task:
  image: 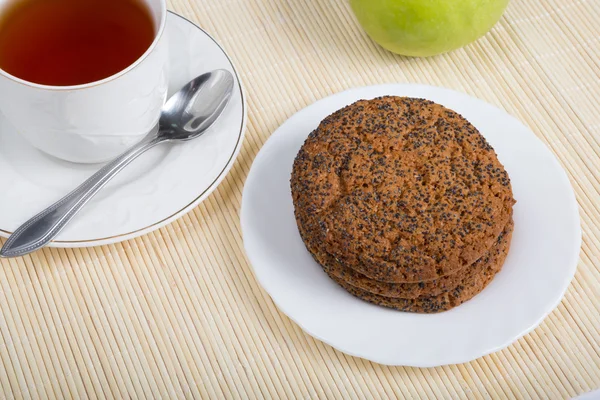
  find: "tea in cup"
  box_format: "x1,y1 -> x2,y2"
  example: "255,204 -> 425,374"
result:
0,0 -> 168,163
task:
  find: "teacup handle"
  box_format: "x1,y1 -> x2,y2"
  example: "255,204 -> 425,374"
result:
0,131 -> 165,258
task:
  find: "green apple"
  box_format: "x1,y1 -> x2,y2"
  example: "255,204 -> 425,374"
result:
350,0 -> 509,57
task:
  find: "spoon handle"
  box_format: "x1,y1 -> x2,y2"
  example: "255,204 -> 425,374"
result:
0,133 -> 164,258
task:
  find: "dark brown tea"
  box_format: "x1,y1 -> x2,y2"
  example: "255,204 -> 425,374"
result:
0,0 -> 155,86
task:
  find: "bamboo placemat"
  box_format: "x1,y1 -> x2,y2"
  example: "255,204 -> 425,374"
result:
1,0 -> 599,398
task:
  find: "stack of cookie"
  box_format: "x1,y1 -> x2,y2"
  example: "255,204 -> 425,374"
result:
291,96 -> 515,313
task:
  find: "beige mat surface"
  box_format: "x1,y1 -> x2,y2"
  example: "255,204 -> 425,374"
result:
1,0 -> 599,398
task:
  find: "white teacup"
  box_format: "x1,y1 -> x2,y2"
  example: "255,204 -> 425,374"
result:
0,0 -> 168,164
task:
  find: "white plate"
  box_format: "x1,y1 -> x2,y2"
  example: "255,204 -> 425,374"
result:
241,84 -> 581,367
0,12 -> 246,247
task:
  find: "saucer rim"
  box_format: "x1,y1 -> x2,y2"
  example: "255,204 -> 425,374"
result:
0,11 -> 247,248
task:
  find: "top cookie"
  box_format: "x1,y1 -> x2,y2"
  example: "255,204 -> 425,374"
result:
291,96 -> 515,282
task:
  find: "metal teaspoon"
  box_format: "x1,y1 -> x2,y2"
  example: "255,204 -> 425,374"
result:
0,69 -> 234,258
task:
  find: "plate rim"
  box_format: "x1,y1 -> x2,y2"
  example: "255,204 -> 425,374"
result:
0,11 -> 247,248
241,83 -> 582,367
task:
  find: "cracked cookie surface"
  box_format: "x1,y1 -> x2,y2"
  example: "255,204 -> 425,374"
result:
291,96 -> 515,283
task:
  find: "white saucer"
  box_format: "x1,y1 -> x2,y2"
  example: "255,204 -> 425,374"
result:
241,84 -> 581,367
0,12 -> 246,247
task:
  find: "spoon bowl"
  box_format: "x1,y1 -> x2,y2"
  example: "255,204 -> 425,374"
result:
159,69 -> 234,141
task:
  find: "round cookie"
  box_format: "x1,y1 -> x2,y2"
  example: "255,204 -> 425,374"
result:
325,226 -> 513,313
319,219 -> 513,299
291,96 -> 515,283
